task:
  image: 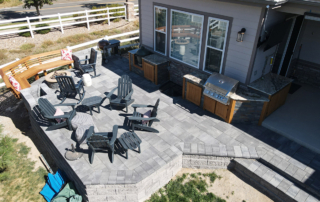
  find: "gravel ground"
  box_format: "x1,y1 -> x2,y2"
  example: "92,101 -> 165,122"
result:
0,18 -> 134,49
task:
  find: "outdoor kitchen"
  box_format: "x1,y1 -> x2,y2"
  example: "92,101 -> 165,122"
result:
128,45 -> 293,125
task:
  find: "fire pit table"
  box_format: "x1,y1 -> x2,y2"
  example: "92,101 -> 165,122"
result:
45,71 -> 71,89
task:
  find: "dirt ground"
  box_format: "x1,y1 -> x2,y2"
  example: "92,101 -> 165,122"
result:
0,90 -> 58,172
174,168 -> 274,202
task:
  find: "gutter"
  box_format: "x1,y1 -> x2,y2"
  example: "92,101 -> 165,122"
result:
236,0 -> 288,6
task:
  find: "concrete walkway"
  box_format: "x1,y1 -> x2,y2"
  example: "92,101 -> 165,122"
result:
263,84 -> 320,154
20,50 -> 320,201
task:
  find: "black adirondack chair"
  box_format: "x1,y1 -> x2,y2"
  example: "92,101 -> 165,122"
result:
86,125 -> 118,163
105,75 -> 134,113
56,76 -> 85,104
129,99 -> 160,133
38,98 -> 77,131
72,48 -> 100,78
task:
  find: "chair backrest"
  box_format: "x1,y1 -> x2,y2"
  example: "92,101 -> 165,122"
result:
72,55 -> 80,71
38,98 -> 56,118
87,134 -> 110,149
89,48 -> 97,66
149,98 -> 160,126
56,76 -> 77,94
117,75 -> 132,99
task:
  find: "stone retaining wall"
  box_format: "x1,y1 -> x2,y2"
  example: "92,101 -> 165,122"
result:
86,155 -> 182,202
183,155 -> 234,169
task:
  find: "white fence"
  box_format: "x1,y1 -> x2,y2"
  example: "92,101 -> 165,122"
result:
0,4 -> 139,38
0,30 -> 140,88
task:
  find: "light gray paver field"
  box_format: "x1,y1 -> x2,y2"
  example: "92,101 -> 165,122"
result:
20,48 -> 320,202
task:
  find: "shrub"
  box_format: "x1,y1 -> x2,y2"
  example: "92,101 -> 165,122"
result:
91,4 -> 125,23
18,26 -> 31,37
20,43 -> 35,51
35,23 -> 50,34
73,13 -> 86,26
113,18 -> 120,23
41,40 -> 54,49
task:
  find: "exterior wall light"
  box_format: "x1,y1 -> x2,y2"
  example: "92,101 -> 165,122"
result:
236,28 -> 246,42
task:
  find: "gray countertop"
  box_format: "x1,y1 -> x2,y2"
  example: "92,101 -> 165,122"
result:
142,54 -> 169,65
128,49 -> 139,55
248,73 -> 293,96
183,72 -> 209,86
230,88 -> 269,102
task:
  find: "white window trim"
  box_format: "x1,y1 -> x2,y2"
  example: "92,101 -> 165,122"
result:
203,17 -> 229,74
169,9 -> 204,69
154,6 -> 167,56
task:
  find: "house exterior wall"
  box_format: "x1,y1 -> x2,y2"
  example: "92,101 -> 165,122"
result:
140,0 -> 263,83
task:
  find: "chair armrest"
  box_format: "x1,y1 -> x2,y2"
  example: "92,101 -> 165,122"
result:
46,114 -> 71,119
128,117 -> 159,122
124,89 -> 134,101
105,87 -> 118,99
75,79 -> 84,89
85,126 -> 95,140
54,103 -> 77,110
109,125 -> 118,145
79,59 -> 90,61
132,104 -> 154,109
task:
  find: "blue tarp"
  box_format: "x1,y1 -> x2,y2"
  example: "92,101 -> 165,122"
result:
40,169 -> 67,202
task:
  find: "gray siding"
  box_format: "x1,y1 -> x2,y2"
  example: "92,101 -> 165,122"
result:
140,0 -> 262,83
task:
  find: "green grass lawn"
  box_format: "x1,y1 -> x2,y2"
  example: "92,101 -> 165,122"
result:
147,172 -> 226,202
0,125 -> 48,202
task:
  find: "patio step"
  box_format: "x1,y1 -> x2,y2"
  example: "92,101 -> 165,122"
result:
233,158 -> 319,202
259,157 -> 320,200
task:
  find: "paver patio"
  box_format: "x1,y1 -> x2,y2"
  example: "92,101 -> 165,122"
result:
20,48 -> 320,202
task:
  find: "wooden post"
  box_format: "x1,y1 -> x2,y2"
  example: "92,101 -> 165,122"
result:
129,52 -> 131,71
155,65 -> 158,85
85,10 -> 90,30
226,99 -> 236,123
58,13 -> 64,34
107,8 -> 110,25
182,77 -> 185,99
26,17 -> 34,38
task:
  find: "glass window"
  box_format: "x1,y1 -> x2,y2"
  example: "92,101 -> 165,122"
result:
204,18 -> 228,73
154,6 -> 167,55
170,10 -> 204,68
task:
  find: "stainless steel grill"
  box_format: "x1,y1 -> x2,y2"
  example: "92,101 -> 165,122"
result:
203,73 -> 239,105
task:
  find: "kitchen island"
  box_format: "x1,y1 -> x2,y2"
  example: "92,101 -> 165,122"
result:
248,73 -> 293,124
182,72 -> 269,124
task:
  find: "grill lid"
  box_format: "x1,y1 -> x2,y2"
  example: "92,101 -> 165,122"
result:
204,73 -> 239,95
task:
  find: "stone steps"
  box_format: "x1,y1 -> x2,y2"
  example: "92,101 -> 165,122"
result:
259,157 -> 320,200
234,158 -> 319,202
